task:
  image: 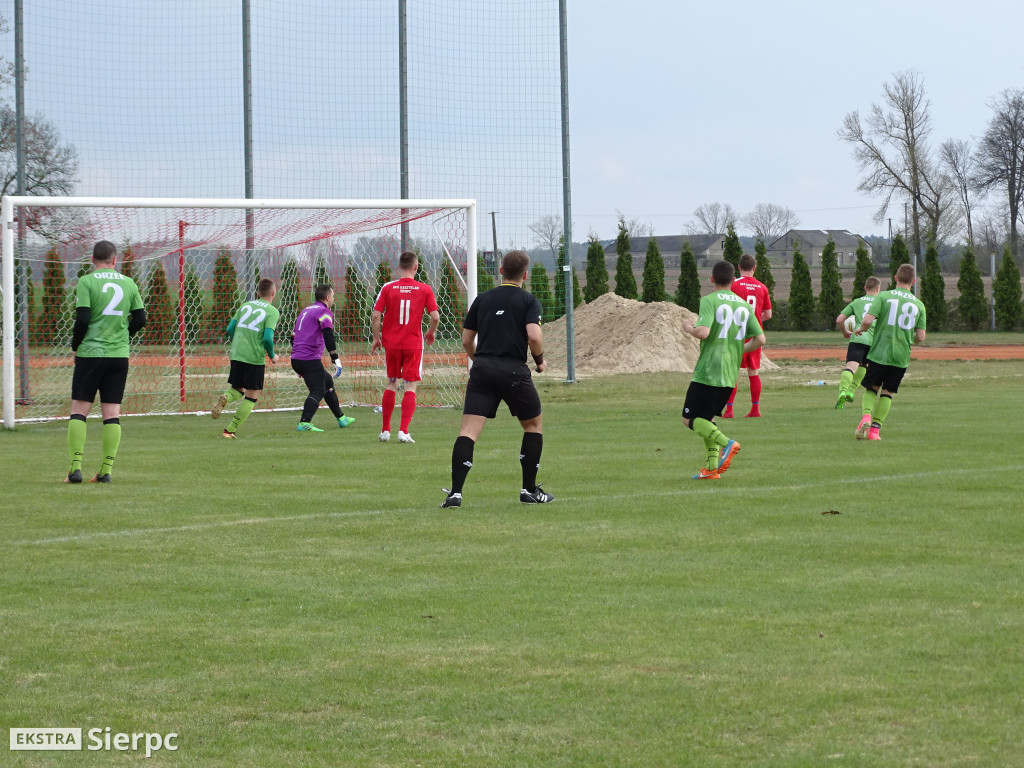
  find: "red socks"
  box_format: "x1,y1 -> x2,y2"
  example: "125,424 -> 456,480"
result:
381,389 -> 396,431
400,391 -> 417,432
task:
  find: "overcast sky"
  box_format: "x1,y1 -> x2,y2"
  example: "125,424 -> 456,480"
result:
568,0 -> 1024,240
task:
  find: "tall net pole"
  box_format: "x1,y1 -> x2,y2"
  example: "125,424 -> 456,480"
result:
559,0 -> 575,383
242,0 -> 255,298
398,0 -> 410,251
14,0 -> 30,403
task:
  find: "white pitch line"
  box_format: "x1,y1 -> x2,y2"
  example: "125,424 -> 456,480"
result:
8,464 -> 1021,548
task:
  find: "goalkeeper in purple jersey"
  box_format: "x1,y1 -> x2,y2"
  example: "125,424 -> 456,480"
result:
289,284 -> 355,433
681,260 -> 765,480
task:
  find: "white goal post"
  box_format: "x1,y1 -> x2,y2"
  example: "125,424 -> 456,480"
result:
2,196 -> 477,429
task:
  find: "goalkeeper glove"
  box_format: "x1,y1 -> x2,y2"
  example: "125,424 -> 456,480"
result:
333,361 -> 343,378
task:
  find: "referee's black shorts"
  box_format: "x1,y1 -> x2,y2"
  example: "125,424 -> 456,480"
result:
463,358 -> 542,421
861,360 -> 907,394
682,380 -> 732,424
228,359 -> 266,392
71,356 -> 130,404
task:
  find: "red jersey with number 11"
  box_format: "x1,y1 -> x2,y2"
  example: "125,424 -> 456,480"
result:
730,275 -> 771,326
373,278 -> 439,349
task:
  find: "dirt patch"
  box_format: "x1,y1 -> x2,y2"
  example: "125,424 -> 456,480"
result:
769,345 -> 1024,361
543,293 -> 776,376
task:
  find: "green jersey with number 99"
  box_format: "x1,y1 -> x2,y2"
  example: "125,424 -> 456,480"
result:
866,288 -> 926,368
75,269 -> 144,358
692,290 -> 763,388
229,298 -> 280,365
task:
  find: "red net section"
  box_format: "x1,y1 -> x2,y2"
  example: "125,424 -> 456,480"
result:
4,203 -> 470,423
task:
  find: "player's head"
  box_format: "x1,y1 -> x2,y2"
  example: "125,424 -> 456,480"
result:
738,254 -> 756,274
500,250 -> 530,282
257,278 -> 276,299
894,264 -> 915,286
398,250 -> 418,273
314,283 -> 334,305
93,240 -> 117,266
864,275 -> 881,294
711,260 -> 735,288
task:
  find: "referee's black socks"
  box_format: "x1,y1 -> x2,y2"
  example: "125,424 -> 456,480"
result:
451,436 -> 475,493
520,432 -> 543,492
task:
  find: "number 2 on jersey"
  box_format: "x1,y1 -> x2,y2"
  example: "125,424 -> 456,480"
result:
101,282 -> 125,316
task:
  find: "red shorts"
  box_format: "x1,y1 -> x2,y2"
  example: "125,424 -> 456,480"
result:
385,348 -> 424,382
740,346 -> 762,370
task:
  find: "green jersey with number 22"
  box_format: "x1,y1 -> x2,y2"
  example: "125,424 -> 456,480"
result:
866,288 -> 926,369
229,298 -> 280,365
75,269 -> 144,358
692,290 -> 763,389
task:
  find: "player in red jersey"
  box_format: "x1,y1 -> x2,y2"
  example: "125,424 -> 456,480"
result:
371,250 -> 440,443
723,254 -> 772,418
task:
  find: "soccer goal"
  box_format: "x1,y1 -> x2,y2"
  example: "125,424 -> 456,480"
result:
1,196 -> 477,428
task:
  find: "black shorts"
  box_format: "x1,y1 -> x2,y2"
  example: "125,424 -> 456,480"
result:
291,357 -> 333,399
682,381 -> 733,423
861,360 -> 907,394
463,358 -> 542,421
845,342 -> 871,366
71,356 -> 130,404
228,359 -> 266,392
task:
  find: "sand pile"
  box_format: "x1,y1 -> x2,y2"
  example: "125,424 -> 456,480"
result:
542,292 -> 776,376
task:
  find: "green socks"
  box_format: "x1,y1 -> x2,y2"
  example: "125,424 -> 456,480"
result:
703,437 -> 721,471
100,419 -> 121,477
861,388 -> 876,416
852,367 -> 866,389
228,397 -> 257,434
224,388 -> 244,405
693,418 -> 729,448
873,394 -> 892,425
67,415 -> 87,472
839,368 -> 854,394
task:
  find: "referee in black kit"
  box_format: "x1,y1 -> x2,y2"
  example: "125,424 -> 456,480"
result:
440,250 -> 555,508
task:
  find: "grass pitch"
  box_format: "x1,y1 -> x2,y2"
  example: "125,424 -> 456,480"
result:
2,359 -> 1023,767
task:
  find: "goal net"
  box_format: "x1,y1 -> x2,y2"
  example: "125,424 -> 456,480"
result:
1,197 -> 476,428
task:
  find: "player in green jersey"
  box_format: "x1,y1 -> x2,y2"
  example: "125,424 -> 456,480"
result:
681,261 -> 765,479
211,278 -> 281,438
833,276 -> 881,409
65,240 -> 146,484
854,264 -> 927,441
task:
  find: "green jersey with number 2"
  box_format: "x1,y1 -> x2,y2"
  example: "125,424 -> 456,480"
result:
229,298 -> 280,365
692,290 -> 763,388
75,269 -> 144,358
866,288 -> 926,368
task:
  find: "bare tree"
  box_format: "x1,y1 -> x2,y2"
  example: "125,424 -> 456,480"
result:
939,139 -> 976,246
529,214 -> 563,261
838,70 -> 947,256
974,212 -> 1009,264
687,202 -> 737,235
0,106 -> 79,197
614,209 -> 653,239
974,88 -> 1024,259
740,203 -> 799,242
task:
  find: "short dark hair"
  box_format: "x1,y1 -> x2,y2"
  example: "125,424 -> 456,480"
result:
501,250 -> 530,281
738,254 -> 756,272
257,278 -> 276,297
93,240 -> 117,264
711,260 -> 735,287
895,264 -> 915,284
864,276 -> 881,292
398,250 -> 417,271
314,283 -> 333,302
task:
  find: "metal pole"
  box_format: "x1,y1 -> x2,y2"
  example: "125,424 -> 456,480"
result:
990,253 -> 996,331
490,211 -> 500,279
2,196 -> 15,428
399,0 -> 409,250
242,0 -> 255,298
14,0 -> 30,404
558,0 -> 575,383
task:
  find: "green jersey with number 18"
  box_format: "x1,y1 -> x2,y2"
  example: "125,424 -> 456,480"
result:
865,288 -> 926,368
75,268 -> 144,358
229,298 -> 280,365
840,294 -> 878,347
691,290 -> 763,388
